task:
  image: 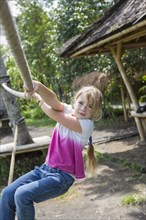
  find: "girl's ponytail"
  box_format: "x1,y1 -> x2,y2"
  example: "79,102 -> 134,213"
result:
87,136 -> 96,174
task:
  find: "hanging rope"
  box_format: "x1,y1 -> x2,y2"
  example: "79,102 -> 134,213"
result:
2,83 -> 26,98
0,0 -> 34,94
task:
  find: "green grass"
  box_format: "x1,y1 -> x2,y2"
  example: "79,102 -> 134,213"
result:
23,105 -> 56,128
25,117 -> 56,127
23,107 -> 135,130
94,151 -> 146,173
121,194 -> 146,206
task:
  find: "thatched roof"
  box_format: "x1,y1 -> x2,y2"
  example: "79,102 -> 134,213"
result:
58,0 -> 146,58
72,72 -> 108,93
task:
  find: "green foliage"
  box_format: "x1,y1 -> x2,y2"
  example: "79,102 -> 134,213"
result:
0,158 -> 10,186
53,0 -> 112,44
17,0 -> 56,87
121,194 -> 146,206
123,49 -> 146,79
22,102 -> 56,127
26,117 -> 56,127
139,75 -> 146,103
0,151 -> 46,188
122,49 -> 146,101
51,0 -> 113,96
97,152 -> 146,173
23,103 -> 45,119
6,56 -> 23,91
3,0 -> 146,118
0,45 -> 9,56
8,0 -> 115,105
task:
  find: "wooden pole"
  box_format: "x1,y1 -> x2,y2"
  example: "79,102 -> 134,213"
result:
8,124 -> 18,185
111,44 -> 145,141
120,85 -> 128,122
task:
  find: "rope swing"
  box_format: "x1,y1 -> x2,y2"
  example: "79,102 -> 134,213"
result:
0,0 -> 34,97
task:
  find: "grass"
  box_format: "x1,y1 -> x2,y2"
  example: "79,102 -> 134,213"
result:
0,151 -> 47,190
94,151 -> 146,173
24,111 -> 135,130
121,194 -> 146,206
125,174 -> 146,182
54,186 -> 79,201
25,117 -> 56,127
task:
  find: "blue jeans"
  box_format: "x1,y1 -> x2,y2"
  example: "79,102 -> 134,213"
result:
0,163 -> 75,220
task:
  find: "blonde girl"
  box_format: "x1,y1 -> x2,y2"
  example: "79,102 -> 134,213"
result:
0,81 -> 102,220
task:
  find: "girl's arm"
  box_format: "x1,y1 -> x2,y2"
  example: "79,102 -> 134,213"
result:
32,81 -> 64,111
34,93 -> 82,133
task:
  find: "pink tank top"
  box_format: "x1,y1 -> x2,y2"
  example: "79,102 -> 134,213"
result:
45,104 -> 93,179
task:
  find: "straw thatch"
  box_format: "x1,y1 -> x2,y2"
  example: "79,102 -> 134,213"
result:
59,0 -> 146,57
72,72 -> 108,93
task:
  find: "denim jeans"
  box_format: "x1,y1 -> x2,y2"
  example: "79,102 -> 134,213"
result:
0,163 -> 75,220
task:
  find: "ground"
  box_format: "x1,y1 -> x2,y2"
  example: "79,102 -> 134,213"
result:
1,124 -> 146,220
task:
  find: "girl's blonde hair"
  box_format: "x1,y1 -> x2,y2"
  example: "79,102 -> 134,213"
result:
74,85 -> 103,174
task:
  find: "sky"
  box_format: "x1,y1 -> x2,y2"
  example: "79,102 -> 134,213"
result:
1,1 -> 20,45
0,0 -> 56,46
9,0 -> 20,16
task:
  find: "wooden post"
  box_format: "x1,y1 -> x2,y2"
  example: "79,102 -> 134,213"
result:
111,44 -> 145,141
8,125 -> 18,185
120,85 -> 128,122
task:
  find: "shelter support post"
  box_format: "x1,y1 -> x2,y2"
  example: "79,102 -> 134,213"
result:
111,45 -> 146,141
120,85 -> 128,122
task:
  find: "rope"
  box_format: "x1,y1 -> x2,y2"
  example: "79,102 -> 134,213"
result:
0,0 -> 33,91
2,83 -> 27,98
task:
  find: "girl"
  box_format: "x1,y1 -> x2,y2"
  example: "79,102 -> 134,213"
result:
0,81 -> 103,220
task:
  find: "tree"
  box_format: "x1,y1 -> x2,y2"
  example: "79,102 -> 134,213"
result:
17,0 -> 56,87
12,0 -> 114,102
0,55 -> 33,145
8,0 -> 145,112
49,0 -> 113,98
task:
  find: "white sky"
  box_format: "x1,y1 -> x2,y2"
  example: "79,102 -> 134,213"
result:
1,1 -> 20,46
8,0 -> 20,16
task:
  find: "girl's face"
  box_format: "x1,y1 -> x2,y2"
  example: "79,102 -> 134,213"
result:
73,94 -> 93,119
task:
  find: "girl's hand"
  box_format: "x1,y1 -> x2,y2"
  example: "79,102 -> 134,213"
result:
32,80 -> 40,92
32,93 -> 42,102
24,80 -> 40,99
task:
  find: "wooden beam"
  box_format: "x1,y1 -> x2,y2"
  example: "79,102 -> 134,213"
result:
71,21 -> 146,58
109,30 -> 146,46
120,85 -> 128,122
122,30 -> 146,43
117,42 -> 123,61
0,136 -> 51,157
130,111 -> 146,138
131,111 -> 146,118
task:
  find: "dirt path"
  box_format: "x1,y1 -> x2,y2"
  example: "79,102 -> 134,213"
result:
36,163 -> 146,220
34,127 -> 146,220
1,125 -> 146,220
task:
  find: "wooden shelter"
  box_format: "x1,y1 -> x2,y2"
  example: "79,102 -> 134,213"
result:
58,0 -> 146,141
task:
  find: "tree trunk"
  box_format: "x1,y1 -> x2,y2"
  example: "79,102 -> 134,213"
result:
0,55 -> 33,145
